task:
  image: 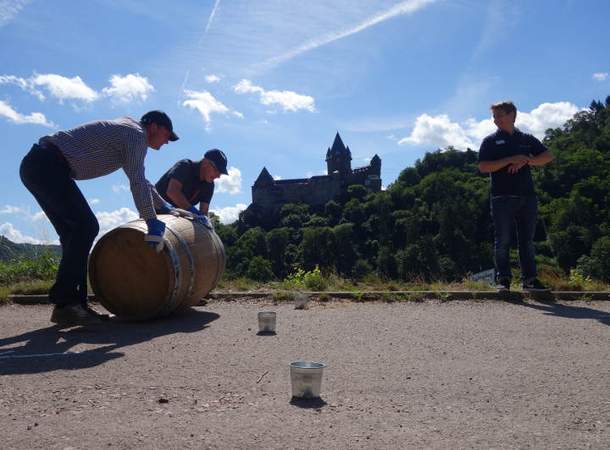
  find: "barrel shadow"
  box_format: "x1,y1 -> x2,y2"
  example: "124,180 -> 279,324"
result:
0,308 -> 219,375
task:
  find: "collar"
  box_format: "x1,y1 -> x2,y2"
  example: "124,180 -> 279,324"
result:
496,127 -> 522,138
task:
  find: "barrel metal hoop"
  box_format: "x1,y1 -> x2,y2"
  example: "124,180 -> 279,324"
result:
165,224 -> 196,301
161,235 -> 181,316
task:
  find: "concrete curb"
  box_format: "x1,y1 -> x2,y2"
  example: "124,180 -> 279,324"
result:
6,290 -> 610,305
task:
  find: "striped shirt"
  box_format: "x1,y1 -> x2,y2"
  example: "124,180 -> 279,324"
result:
40,117 -> 164,220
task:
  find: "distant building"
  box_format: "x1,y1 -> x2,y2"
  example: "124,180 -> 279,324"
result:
246,132 -> 381,222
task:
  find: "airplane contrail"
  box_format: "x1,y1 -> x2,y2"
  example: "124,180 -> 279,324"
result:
260,0 -> 437,70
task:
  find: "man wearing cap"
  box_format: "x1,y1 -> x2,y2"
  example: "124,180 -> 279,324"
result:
20,110 -> 179,326
154,149 -> 228,227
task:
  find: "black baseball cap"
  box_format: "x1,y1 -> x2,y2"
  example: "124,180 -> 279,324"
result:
140,110 -> 179,141
204,149 -> 228,175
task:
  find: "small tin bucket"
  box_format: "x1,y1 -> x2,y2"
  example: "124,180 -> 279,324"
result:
290,361 -> 326,399
257,311 -> 276,333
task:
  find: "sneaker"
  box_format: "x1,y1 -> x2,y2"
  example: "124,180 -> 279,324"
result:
494,279 -> 511,293
50,303 -> 109,326
522,278 -> 550,292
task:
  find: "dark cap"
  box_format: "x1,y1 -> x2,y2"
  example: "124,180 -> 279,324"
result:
204,148 -> 228,175
140,110 -> 179,141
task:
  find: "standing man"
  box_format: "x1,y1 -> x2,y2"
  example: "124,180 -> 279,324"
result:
478,101 -> 554,293
20,110 -> 178,326
154,149 -> 228,228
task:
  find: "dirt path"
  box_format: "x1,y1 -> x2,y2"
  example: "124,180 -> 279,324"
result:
1,299 -> 609,449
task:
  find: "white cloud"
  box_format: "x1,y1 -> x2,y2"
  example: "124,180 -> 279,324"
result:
210,203 -> 247,224
102,73 -> 154,103
273,175 -> 282,180
32,211 -> 47,222
0,74 -> 44,100
89,198 -> 101,205
0,205 -> 49,223
96,207 -> 138,237
182,89 -> 239,128
205,74 -> 221,83
0,222 -> 44,244
399,101 -> 581,150
515,102 -> 581,138
0,205 -> 26,214
214,167 -> 242,194
234,79 -> 315,112
112,184 -> 130,193
0,100 -> 54,127
261,0 -> 437,69
592,72 -> 608,82
400,113 -> 474,149
32,73 -> 98,103
0,0 -> 31,28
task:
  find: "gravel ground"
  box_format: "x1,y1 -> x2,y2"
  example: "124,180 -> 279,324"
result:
0,298 -> 609,449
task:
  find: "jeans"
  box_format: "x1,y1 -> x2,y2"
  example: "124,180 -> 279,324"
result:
491,195 -> 538,283
19,144 -> 99,306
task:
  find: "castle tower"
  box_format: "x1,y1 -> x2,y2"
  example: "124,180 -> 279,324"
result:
325,132 -> 352,176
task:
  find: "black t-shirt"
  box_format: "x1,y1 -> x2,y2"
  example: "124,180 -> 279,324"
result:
155,159 -> 214,207
478,128 -> 547,196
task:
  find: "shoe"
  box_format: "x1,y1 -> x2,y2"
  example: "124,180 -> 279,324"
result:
522,278 -> 550,292
50,303 -> 109,326
494,279 -> 511,293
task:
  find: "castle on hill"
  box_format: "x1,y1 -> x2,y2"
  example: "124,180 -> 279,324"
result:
247,132 -> 381,220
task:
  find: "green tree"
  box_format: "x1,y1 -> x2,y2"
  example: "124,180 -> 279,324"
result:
301,227 -> 335,272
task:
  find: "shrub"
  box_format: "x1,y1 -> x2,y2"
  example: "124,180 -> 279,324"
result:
0,253 -> 58,285
352,259 -> 372,281
281,266 -> 329,291
245,256 -> 275,282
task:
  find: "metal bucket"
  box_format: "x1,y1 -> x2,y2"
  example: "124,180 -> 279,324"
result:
258,311 -> 276,333
290,361 -> 326,399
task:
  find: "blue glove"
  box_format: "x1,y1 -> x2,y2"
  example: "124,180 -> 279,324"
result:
185,206 -> 212,229
196,215 -> 213,230
157,203 -> 172,215
145,218 -> 166,253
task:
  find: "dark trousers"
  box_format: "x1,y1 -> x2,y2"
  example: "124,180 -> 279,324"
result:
19,144 -> 99,306
491,195 -> 538,283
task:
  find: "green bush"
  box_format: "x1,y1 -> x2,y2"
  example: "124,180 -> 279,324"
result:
352,259 -> 372,281
245,256 -> 275,282
0,253 -> 58,285
281,266 -> 329,291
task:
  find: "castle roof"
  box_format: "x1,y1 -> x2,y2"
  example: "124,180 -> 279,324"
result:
326,132 -> 352,160
253,167 -> 274,186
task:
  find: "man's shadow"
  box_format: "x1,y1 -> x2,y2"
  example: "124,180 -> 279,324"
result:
0,307 -> 219,375
519,299 -> 610,327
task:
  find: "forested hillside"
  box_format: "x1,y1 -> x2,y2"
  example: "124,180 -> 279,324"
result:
215,97 -> 610,283
0,235 -> 60,262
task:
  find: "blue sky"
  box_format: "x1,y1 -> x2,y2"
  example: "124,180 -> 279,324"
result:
1,0 -> 609,244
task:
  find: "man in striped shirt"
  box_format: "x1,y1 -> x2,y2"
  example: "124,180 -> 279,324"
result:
20,110 -> 178,326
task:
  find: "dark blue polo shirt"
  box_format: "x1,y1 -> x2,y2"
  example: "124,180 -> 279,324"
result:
478,128 -> 547,196
155,159 -> 214,207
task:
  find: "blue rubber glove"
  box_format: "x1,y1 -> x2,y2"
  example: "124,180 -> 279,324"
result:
196,215 -> 213,230
145,218 -> 166,253
157,203 -> 172,215
185,206 -> 212,229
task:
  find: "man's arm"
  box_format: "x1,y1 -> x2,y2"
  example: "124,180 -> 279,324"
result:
199,202 -> 209,216
166,178 -> 193,210
479,154 -> 530,173
527,150 -> 554,167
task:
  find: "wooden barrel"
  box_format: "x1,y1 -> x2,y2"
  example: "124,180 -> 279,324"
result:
89,214 -> 225,320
